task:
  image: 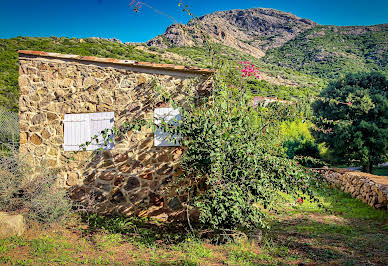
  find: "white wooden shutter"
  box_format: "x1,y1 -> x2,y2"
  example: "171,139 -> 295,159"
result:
154,107 -> 181,147
63,114 -> 90,152
89,112 -> 115,150
63,112 -> 114,151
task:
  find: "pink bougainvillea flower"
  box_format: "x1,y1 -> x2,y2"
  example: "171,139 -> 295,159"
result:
236,61 -> 260,80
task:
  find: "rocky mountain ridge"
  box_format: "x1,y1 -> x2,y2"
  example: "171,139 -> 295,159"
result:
147,8 -> 318,58
146,7 -> 387,62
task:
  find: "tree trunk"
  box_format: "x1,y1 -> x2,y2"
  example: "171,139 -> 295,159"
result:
369,161 -> 374,174
362,161 -> 374,173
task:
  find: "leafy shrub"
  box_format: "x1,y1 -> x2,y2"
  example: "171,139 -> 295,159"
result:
281,119 -> 325,164
294,155 -> 328,168
0,145 -> 72,223
284,137 -> 320,160
156,72 -> 321,231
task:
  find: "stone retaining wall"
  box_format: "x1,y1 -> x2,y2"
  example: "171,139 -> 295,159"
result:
18,51 -> 213,220
313,168 -> 388,210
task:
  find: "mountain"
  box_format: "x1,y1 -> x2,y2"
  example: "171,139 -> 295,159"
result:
0,8 -> 387,111
147,8 -> 388,80
147,8 -> 317,58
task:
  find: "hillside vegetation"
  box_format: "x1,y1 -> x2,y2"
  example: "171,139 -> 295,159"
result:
263,24 -> 388,80
1,8 -> 387,111
0,36 -> 323,111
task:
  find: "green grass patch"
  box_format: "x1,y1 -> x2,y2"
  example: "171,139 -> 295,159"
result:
373,166 -> 388,176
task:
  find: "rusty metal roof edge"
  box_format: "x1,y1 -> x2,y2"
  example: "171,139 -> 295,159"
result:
18,50 -> 216,74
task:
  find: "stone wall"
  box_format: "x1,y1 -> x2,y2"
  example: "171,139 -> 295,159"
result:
313,168 -> 388,210
18,51 -> 213,220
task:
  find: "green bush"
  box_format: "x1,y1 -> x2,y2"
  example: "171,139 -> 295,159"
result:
0,145 -> 72,223
284,137 -> 320,159
280,119 -> 324,163
156,71 -> 321,231
294,155 -> 328,168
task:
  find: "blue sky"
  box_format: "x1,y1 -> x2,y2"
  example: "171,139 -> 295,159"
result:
0,0 -> 387,43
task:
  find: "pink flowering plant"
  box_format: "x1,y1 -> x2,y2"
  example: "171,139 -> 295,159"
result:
237,61 -> 261,79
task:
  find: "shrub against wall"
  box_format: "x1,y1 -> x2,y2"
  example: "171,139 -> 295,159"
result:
0,145 -> 72,224
0,108 -> 19,150
153,69 -> 322,231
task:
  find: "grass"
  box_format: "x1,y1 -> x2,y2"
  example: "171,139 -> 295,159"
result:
1,187 -> 387,265
374,166 -> 388,177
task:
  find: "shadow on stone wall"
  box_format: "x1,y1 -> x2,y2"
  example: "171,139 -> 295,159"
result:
68,78 -> 210,221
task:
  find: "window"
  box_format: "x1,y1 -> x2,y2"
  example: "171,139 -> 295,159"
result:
154,107 -> 181,147
63,112 -> 114,151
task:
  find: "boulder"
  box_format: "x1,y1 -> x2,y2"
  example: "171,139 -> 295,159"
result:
0,212 -> 26,238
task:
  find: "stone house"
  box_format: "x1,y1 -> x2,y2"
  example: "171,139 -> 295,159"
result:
18,50 -> 213,219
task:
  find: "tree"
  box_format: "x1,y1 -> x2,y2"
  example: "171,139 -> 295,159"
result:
312,72 -> 388,173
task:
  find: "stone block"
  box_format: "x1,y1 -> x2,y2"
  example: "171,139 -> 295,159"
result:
31,113 -> 46,125
66,172 -> 79,186
20,132 -> 28,145
124,176 -> 140,191
139,171 -> 153,180
98,171 -> 116,181
83,77 -> 97,88
168,197 -> 183,211
41,129 -> 51,140
113,153 -> 129,164
30,133 -> 42,145
0,212 -> 25,238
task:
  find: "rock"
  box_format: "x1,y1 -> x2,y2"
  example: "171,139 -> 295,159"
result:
30,133 -> 42,145
0,212 -> 26,238
248,229 -> 262,244
41,129 -> 51,139
20,132 -> 28,145
168,197 -> 183,211
31,113 -> 46,125
66,172 -> 79,186
47,112 -> 58,121
124,176 -> 140,191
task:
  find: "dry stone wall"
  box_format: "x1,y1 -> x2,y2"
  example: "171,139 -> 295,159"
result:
313,168 -> 388,210
18,52 -> 212,220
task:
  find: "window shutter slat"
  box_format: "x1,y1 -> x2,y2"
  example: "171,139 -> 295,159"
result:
63,112 -> 114,151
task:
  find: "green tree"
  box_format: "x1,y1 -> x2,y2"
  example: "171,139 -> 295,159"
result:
312,72 -> 388,173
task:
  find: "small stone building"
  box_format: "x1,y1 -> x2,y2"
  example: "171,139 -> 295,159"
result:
18,50 -> 213,219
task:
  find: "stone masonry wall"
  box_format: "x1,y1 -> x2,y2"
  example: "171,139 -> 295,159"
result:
313,168 -> 388,210
18,52 -> 212,220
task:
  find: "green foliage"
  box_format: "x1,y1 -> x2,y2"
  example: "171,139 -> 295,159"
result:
83,214 -> 139,234
0,36 -> 173,111
168,43 -> 326,94
312,72 -> 388,172
246,79 -> 314,100
155,70 -> 322,231
264,25 -> 388,81
281,120 -> 320,159
294,156 -> 327,168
